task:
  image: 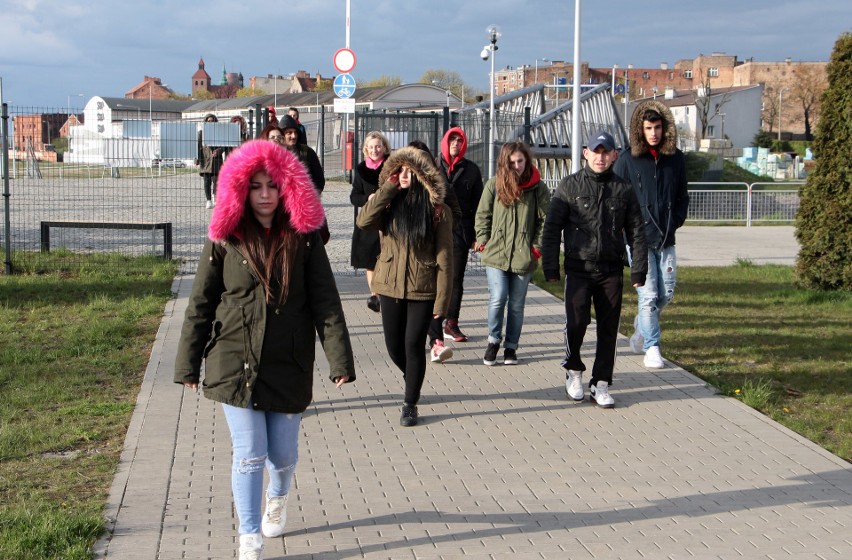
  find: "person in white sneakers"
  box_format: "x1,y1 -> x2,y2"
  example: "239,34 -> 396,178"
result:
541,130 -> 647,408
174,141 -> 356,559
613,100 -> 690,369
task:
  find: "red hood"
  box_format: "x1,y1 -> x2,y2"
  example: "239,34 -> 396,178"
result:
440,127 -> 468,173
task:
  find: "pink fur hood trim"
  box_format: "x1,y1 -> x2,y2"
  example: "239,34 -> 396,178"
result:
208,140 -> 325,241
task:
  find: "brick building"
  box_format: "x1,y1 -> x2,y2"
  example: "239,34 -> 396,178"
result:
191,58 -> 243,99
125,76 -> 173,101
494,52 -> 827,137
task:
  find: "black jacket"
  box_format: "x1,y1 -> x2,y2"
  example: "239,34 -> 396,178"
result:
349,160 -> 383,269
612,99 -> 689,250
542,166 -> 648,286
438,157 -> 483,248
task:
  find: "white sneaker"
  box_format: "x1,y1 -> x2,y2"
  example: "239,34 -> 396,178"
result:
643,346 -> 665,369
566,370 -> 584,401
430,340 -> 453,363
239,533 -> 264,560
629,316 -> 644,354
205,199 -> 213,209
590,380 -> 615,408
261,494 -> 288,538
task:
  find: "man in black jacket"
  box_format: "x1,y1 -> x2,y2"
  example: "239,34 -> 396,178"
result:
542,130 -> 647,408
612,100 -> 689,370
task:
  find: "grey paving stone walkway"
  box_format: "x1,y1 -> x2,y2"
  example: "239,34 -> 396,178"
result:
93,182 -> 849,559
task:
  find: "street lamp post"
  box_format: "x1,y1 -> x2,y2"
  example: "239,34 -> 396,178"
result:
570,0 -> 582,172
481,25 -> 501,178
534,58 -> 549,86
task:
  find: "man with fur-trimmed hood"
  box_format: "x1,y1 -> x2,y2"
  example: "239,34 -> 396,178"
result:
356,146 -> 453,427
612,99 -> 689,370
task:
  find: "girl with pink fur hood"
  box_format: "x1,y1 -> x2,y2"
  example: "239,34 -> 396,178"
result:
174,140 -> 355,559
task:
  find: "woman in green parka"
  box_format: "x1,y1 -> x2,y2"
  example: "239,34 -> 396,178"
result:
475,141 -> 550,367
174,139 -> 355,560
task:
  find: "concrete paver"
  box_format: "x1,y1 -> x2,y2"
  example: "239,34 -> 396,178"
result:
93,183 -> 850,559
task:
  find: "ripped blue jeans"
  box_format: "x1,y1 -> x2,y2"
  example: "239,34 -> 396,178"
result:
636,246 -> 677,350
222,403 -> 301,535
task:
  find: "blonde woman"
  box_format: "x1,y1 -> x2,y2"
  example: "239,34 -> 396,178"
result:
350,131 -> 391,312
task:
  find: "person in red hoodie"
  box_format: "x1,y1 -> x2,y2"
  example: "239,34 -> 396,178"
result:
435,127 -> 483,344
474,141 -> 550,366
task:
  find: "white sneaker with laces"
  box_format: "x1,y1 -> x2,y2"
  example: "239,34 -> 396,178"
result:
205,199 -> 213,209
629,316 -> 644,354
590,380 -> 615,408
430,340 -> 453,363
261,494 -> 288,538
239,533 -> 264,560
643,346 -> 665,369
566,370 -> 584,401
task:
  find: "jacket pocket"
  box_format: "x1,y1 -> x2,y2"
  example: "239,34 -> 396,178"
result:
414,258 -> 438,296
202,320 -> 223,358
376,251 -> 394,287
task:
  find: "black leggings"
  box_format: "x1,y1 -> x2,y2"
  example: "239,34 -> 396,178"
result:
202,174 -> 218,201
379,296 -> 434,405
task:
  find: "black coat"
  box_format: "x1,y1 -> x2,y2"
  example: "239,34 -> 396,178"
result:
541,166 -> 648,286
349,160 -> 384,269
438,157 -> 483,248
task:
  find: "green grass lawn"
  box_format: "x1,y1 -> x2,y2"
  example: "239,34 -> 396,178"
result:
0,254 -> 176,560
532,262 -> 852,462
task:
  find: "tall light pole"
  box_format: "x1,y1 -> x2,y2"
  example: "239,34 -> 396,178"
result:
482,25 -> 501,178
611,63 -> 618,96
535,58 -> 549,86
778,87 -> 789,141
570,0 -> 582,172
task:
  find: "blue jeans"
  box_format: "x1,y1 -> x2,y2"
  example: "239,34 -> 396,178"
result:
222,403 -> 301,535
485,266 -> 532,350
636,246 -> 677,350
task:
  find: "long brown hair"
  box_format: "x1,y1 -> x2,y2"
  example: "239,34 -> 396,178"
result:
495,141 -> 533,207
235,194 -> 299,306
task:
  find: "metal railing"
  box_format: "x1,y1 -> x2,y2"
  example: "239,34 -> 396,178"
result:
687,182 -> 802,226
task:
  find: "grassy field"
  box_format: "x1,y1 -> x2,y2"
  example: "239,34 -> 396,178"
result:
532,262 -> 852,462
0,254 -> 176,560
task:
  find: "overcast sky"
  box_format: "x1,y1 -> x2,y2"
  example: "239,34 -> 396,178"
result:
1,0 -> 849,109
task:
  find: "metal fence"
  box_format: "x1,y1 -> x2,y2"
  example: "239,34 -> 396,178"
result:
687,182 -> 802,226
2,103 -> 802,276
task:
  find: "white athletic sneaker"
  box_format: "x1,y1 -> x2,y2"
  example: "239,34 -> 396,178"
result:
261,494 -> 288,538
205,199 -> 213,209
629,316 -> 644,354
643,346 -> 665,369
239,533 -> 264,560
566,370 -> 584,401
430,340 -> 453,363
590,380 -> 615,408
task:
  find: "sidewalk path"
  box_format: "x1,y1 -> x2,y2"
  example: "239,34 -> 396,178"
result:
93,182 -> 848,559
95,275 -> 851,559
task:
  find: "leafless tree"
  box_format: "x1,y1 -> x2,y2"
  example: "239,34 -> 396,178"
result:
695,77 -> 731,139
761,83 -> 779,134
790,65 -> 828,140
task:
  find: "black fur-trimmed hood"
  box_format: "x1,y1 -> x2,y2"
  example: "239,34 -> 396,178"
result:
378,146 -> 446,206
629,99 -> 678,157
